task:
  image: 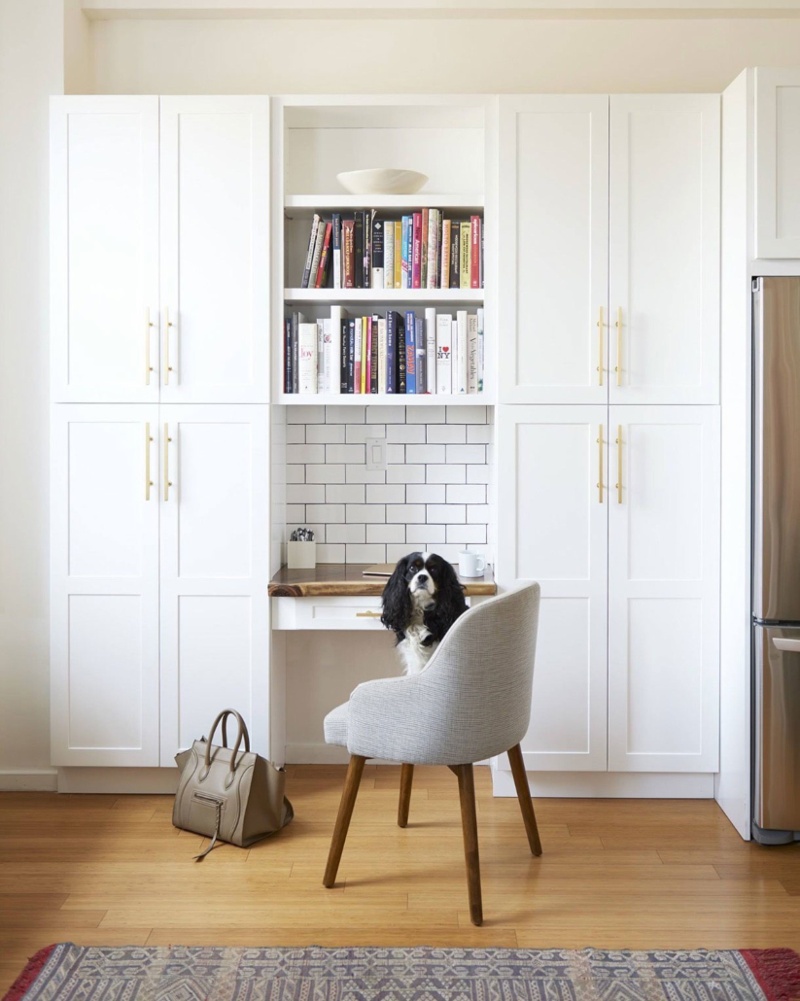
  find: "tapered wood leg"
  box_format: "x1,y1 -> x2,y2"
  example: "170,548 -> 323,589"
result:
507,743 -> 542,856
323,754 -> 367,888
452,763 -> 483,927
398,764 -> 414,828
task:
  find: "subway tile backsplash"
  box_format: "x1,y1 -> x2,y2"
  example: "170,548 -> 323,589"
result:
284,405 -> 494,565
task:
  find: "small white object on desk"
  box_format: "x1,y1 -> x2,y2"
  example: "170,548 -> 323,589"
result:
458,549 -> 485,578
336,168 -> 428,195
287,541 -> 316,569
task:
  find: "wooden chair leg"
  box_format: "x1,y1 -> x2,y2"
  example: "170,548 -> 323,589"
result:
323,754 -> 367,888
451,763 -> 483,927
507,743 -> 542,856
398,763 -> 414,828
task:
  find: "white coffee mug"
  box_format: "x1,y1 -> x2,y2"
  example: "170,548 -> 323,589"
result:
458,550 -> 486,578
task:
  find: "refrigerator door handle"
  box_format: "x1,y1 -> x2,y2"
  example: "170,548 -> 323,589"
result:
771,637 -> 800,653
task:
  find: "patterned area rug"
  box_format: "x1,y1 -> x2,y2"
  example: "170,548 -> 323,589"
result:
4,944 -> 800,1001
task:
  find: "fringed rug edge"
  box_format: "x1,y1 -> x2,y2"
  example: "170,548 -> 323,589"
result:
1,944 -> 58,1001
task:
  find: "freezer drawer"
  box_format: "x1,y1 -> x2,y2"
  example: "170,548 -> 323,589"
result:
753,624 -> 800,840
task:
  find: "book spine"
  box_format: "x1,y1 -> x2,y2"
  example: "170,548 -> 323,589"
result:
329,306 -> 344,396
370,314 -> 379,394
284,317 -> 293,393
459,220 -> 471,289
440,219 -> 451,291
292,311 -> 303,394
470,216 -> 481,289
343,220 -> 355,289
361,316 -> 368,393
386,311 -> 397,394
436,314 -> 452,395
308,220 -> 326,291
425,306 -> 437,394
477,306 -> 484,392
400,216 -> 410,289
449,222 -> 460,289
354,314 -> 363,394
394,220 -> 403,288
384,221 -> 394,290
371,217 -> 384,289
364,209 -> 373,289
411,212 -> 422,289
378,317 -> 388,394
456,309 -> 468,394
397,313 -> 407,394
354,212 -> 364,289
426,208 -> 439,289
298,322 -> 318,394
405,309 -> 416,395
415,315 -> 425,394
420,209 -> 429,289
340,317 -> 349,394
317,319 -> 326,393
300,213 -> 321,289
315,222 -> 333,288
347,319 -> 356,393
467,312 -> 479,394
331,213 -> 342,290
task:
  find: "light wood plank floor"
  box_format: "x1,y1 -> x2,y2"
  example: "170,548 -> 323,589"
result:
2,764 -> 800,992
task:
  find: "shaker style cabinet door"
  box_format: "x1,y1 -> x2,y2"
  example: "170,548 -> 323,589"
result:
755,69 -> 800,259
496,406 -> 609,770
498,97 -> 609,405
609,95 -> 720,405
607,406 -> 720,772
51,98 -> 160,403
159,98 -> 270,403
158,405 -> 271,761
50,405 -> 161,765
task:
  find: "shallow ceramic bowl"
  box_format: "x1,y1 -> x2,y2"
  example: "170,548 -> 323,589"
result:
336,168 -> 429,196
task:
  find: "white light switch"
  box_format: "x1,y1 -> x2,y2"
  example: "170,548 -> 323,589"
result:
365,437 -> 387,471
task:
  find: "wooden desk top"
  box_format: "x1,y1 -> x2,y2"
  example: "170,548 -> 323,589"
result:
268,563 -> 497,597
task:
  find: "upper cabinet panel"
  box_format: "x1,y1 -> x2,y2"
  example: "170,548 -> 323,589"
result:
160,97 -> 270,403
755,69 -> 800,260
609,95 -> 720,405
498,96 -> 609,405
51,97 -> 160,403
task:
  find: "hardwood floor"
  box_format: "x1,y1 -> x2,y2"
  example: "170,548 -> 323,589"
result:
2,764 -> 800,993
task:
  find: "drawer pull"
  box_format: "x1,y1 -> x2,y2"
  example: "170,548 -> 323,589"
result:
355,610 -> 382,618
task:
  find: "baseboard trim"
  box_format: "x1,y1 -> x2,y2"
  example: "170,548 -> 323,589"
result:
0,769 -> 58,792
492,769 -> 716,799
56,768 -> 179,795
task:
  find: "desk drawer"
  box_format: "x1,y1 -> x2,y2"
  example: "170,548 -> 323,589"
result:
273,596 -> 385,630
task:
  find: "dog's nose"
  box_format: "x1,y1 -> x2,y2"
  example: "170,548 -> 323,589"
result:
417,574 -> 428,584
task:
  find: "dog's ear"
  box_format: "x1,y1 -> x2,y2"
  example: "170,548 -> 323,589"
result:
424,560 -> 468,641
381,557 -> 412,641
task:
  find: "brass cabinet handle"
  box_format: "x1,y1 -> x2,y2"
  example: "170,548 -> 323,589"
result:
163,423 -> 173,501
355,610 -> 382,618
596,423 -> 604,504
145,309 -> 155,386
615,424 -> 623,504
145,423 -> 154,501
596,307 -> 605,386
164,307 -> 175,385
615,307 -> 623,387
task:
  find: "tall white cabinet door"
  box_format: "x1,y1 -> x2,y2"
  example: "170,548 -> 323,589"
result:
51,98 -> 160,403
497,406 -> 608,771
609,96 -> 720,405
498,97 -> 609,404
608,406 -> 720,773
51,405 -> 160,766
755,69 -> 800,259
159,98 -> 270,404
159,405 -> 270,762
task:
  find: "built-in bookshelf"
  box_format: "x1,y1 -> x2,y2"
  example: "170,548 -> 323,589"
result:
275,97 -> 494,406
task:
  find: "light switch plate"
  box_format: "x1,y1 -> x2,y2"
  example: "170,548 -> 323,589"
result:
365,437 -> 387,471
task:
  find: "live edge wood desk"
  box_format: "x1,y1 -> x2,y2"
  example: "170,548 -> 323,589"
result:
269,563 -> 497,630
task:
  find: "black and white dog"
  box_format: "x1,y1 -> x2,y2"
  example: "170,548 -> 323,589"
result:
381,552 -> 468,675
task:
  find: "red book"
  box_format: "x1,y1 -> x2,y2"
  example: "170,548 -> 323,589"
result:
411,212 -> 422,289
342,219 -> 355,289
314,222 -> 333,288
470,216 -> 481,289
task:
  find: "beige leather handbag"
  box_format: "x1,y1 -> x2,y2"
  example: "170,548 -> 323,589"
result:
173,709 -> 293,860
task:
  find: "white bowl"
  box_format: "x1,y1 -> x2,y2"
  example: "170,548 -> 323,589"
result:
336,168 -> 429,196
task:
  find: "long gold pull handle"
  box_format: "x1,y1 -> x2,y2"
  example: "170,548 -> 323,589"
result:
596,424 -> 604,503
145,423 -> 154,501
596,307 -> 604,386
145,309 -> 155,386
615,307 -> 623,387
164,307 -> 174,386
163,423 -> 173,501
355,610 -> 382,618
615,424 -> 623,504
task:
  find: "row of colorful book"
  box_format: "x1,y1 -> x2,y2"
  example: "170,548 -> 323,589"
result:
299,210 -> 483,291
284,307 -> 484,395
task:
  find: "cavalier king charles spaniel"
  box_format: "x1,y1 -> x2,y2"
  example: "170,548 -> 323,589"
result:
380,552 -> 468,675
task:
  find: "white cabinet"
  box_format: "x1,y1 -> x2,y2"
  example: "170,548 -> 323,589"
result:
51,96 -> 269,404
755,68 -> 800,259
50,404 -> 270,767
497,405 -> 720,775
499,94 -> 720,405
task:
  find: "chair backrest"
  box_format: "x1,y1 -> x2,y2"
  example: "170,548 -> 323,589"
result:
414,582 -> 541,763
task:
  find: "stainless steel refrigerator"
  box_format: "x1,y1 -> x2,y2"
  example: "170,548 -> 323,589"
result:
752,276 -> 800,844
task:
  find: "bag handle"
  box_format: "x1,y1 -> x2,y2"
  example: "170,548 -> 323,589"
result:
204,709 -> 251,776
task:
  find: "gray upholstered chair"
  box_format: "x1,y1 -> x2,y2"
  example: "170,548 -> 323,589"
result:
322,582 -> 542,926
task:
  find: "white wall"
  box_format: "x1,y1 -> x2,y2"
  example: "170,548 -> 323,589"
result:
0,0 -> 63,788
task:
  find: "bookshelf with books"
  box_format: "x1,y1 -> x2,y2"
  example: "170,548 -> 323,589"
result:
275,97 -> 494,405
